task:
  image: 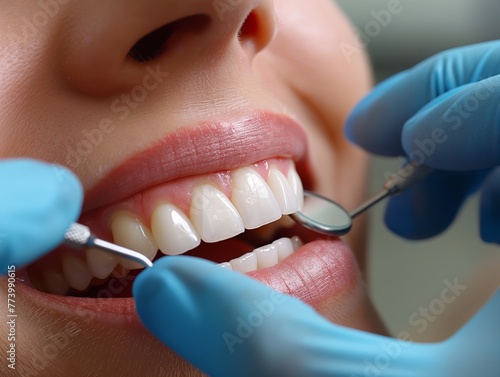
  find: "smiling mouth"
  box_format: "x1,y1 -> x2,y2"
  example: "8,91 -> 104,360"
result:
25,158 -> 306,298
20,112 -> 319,300
17,113 -> 358,314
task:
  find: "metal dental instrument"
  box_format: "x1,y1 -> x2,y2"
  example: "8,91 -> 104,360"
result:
63,223 -> 153,268
291,160 -> 434,236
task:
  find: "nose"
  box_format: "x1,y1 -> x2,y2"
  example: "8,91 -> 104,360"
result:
61,0 -> 276,96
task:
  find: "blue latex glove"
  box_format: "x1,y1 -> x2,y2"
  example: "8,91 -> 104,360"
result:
134,257 -> 500,377
345,41 -> 500,241
0,159 -> 83,274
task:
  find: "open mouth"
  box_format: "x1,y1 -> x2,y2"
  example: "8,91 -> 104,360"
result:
16,113 -> 358,320
24,158 -> 305,298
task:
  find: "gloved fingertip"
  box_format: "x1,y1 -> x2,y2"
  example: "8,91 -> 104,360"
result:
384,196 -> 442,240
344,99 -> 371,144
0,160 -> 84,272
480,169 -> 500,244
344,83 -> 387,145
133,256 -> 257,375
35,162 -> 84,254
133,256 -> 206,326
480,198 -> 500,244
345,72 -> 409,156
384,191 -> 451,240
133,256 -> 319,376
384,172 -> 484,240
54,164 -> 84,214
480,229 -> 500,245
133,257 -> 217,366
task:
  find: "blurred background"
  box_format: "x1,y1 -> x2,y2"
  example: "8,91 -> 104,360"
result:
335,0 -> 500,341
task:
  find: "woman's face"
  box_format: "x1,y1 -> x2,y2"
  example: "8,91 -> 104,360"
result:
0,0 -> 384,375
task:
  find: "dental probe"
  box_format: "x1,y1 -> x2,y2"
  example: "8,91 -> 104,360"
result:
63,223 -> 153,268
291,160 -> 434,236
349,159 -> 435,218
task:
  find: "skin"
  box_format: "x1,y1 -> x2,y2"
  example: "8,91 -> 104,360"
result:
0,0 -> 384,375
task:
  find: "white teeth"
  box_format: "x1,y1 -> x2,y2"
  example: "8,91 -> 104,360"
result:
86,248 -> 118,279
230,252 -> 257,273
42,270 -> 70,295
111,213 -> 158,269
225,236 -> 302,273
152,204 -> 201,256
273,237 -> 295,262
254,244 -> 278,269
190,185 -> 245,243
62,255 -> 93,291
288,166 -> 304,211
218,262 -> 233,270
231,167 -> 282,229
73,161 -> 303,283
291,236 -> 303,251
267,166 -> 298,215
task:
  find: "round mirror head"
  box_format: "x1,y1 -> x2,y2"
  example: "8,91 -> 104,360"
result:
291,191 -> 352,236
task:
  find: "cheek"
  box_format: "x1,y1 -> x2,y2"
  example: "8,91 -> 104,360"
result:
0,49 -> 56,158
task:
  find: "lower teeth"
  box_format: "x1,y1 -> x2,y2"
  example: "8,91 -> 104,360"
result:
26,236 -> 303,297
219,236 -> 303,273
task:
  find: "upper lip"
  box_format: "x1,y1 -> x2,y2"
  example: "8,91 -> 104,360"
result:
83,111 -> 309,212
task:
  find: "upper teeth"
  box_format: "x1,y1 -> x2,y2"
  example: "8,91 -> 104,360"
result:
112,161 -> 303,260
40,160 -> 304,294
190,184 -> 245,243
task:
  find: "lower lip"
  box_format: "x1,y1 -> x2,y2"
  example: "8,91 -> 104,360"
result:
16,236 -> 358,326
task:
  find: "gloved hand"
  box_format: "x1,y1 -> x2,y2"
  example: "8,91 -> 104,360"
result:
0,159 -> 83,274
345,41 -> 500,241
134,257 -> 500,377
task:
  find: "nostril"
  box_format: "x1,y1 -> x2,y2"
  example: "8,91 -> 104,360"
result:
128,14 -> 211,63
128,23 -> 175,62
237,9 -> 274,54
238,11 -> 258,42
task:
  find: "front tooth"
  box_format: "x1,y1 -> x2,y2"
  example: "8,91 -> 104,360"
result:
152,204 -> 201,255
111,213 -> 158,270
287,165 -> 304,211
190,185 -> 245,243
230,252 -> 257,273
42,270 -> 70,295
231,167 -> 281,229
267,167 -> 298,215
254,244 -> 278,269
86,248 -> 117,279
62,255 -> 93,291
273,237 -> 295,262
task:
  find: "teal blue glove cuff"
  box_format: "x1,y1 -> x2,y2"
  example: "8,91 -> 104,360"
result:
0,159 -> 83,273
134,257 -> 499,377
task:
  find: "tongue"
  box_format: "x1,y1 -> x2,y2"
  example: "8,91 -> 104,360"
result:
183,237 -> 253,263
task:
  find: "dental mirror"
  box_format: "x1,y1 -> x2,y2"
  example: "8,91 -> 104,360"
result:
291,160 -> 435,236
291,191 -> 353,236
